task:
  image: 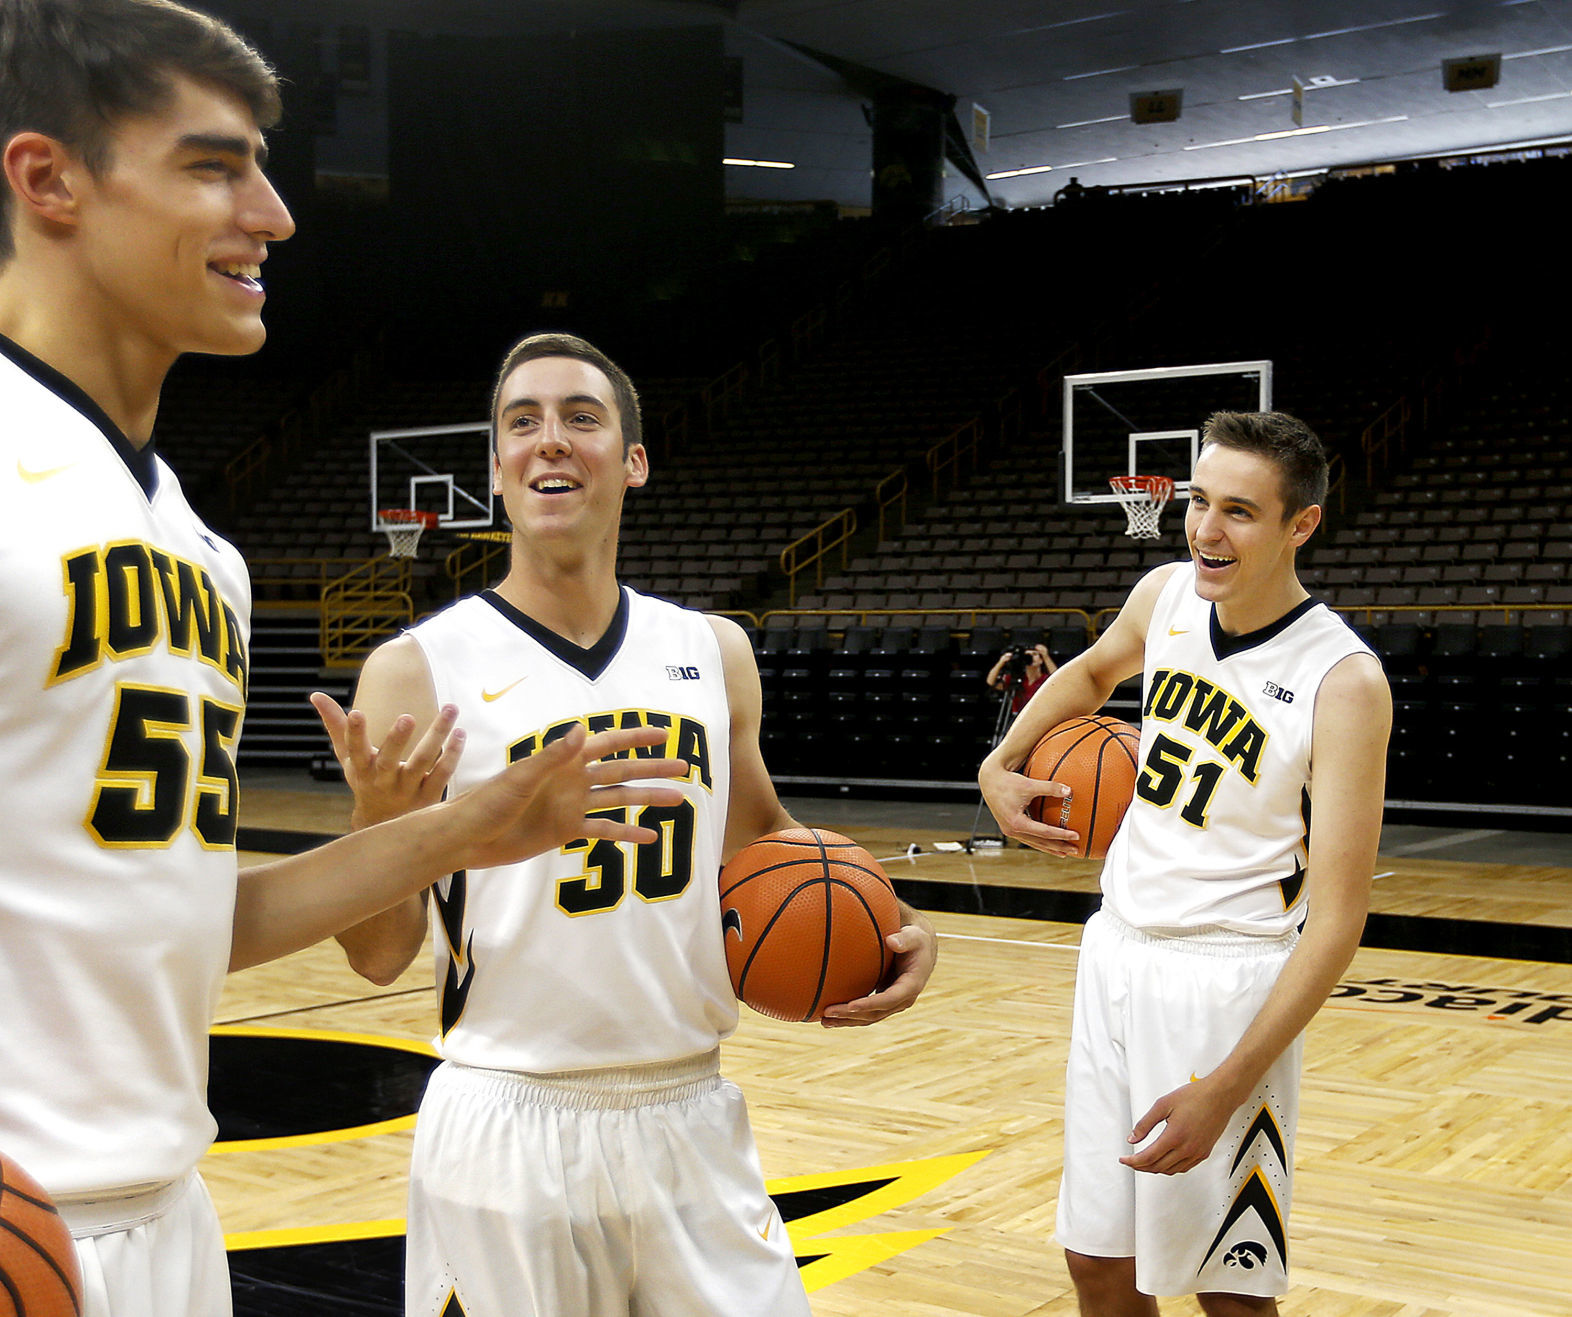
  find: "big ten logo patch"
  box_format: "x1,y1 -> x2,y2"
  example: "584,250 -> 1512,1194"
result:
1331,978 -> 1572,1027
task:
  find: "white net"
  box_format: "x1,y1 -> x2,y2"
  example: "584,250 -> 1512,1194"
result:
1109,476 -> 1174,540
378,510 -> 435,558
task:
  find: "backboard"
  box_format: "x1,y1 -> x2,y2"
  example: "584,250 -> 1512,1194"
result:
1062,361 -> 1273,504
369,422 -> 495,533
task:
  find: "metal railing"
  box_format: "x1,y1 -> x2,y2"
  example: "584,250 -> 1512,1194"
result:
875,469 -> 908,544
445,535 -> 510,600
248,556 -> 373,609
761,604 -> 1096,638
1093,600 -> 1566,633
1361,396 -> 1414,486
320,557 -> 415,667
925,417 -> 983,499
779,508 -> 857,607
702,362 -> 750,430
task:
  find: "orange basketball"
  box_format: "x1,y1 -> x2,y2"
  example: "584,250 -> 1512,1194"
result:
0,1152 -> 82,1317
719,828 -> 901,1022
1024,715 -> 1142,859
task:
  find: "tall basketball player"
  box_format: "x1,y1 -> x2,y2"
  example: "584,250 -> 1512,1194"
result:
315,332 -> 938,1316
0,5 -> 684,1314
980,412 -> 1391,1317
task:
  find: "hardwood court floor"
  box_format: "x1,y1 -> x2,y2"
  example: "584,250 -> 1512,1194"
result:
212,779 -> 1572,1316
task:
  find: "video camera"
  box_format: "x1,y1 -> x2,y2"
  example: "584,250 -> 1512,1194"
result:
1000,646 -> 1034,682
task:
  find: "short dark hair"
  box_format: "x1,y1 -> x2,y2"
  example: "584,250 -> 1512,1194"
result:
1200,410 -> 1328,520
0,0 -> 281,261
490,332 -> 643,455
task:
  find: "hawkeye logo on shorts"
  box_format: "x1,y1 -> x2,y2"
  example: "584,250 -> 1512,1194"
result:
666,665 -> 701,681
1197,1103 -> 1290,1282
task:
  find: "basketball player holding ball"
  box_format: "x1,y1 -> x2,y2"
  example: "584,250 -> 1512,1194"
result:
316,333 -> 936,1317
980,412 -> 1391,1316
0,6 -> 689,1314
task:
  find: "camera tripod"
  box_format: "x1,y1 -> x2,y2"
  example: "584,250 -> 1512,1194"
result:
964,678 -> 1021,853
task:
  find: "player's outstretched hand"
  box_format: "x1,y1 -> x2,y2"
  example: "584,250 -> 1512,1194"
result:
819,903 -> 938,1028
1119,1073 -> 1238,1176
977,761 -> 1080,856
310,692 -> 465,830
443,723 -> 689,872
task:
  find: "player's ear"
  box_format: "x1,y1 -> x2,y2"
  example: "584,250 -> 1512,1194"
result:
624,443 -> 648,489
1289,502 -> 1321,547
3,132 -> 84,230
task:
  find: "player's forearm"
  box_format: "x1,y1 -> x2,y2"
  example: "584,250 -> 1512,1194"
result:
983,657 -> 1112,775
896,897 -> 934,938
230,801 -> 468,972
1206,898 -> 1366,1105
335,893 -> 429,986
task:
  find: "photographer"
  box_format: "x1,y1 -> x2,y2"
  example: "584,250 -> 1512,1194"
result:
986,642 -> 1056,715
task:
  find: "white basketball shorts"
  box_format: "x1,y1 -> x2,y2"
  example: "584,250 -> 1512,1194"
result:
1057,908 -> 1302,1298
406,1052 -> 811,1317
59,1172 -> 232,1317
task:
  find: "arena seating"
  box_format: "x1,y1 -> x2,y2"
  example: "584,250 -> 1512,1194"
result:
203,156 -> 1571,807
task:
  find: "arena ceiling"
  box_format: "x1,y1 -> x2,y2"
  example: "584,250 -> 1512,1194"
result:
709,0 -> 1572,207
349,0 -> 1571,208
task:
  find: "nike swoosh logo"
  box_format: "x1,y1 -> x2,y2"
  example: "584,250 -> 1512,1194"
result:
758,1213 -> 773,1240
1169,627 -> 1189,636
17,459 -> 74,484
481,676 -> 528,702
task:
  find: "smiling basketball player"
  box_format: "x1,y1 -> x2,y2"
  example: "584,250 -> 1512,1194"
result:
980,411 -> 1391,1316
315,331 -> 937,1317
0,5 -> 684,1314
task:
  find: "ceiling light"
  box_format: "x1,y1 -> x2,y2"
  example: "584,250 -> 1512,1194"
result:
1486,90 -> 1572,107
1221,36 -> 1296,54
986,156 -> 1119,181
1057,114 -> 1128,128
1222,11 -> 1443,55
1065,64 -> 1140,81
724,158 -> 795,169
1183,115 -> 1408,151
1254,125 -> 1334,142
1504,44 -> 1572,60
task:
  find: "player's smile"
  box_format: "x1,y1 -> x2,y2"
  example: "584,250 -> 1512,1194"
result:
209,259 -> 265,296
493,355 -> 647,540
528,473 -> 583,496
1184,443 -> 1317,634
68,75 -> 293,367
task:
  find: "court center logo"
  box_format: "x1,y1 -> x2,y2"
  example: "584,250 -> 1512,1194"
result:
208,1027 -> 987,1309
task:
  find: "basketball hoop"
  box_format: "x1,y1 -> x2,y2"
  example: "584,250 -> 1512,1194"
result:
377,508 -> 437,558
1109,476 -> 1174,540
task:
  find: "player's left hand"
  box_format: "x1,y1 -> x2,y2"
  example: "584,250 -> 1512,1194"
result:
1120,1074 -> 1239,1175
819,905 -> 937,1028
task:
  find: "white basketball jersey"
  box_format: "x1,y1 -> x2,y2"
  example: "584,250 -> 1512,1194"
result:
408,587 -> 738,1073
1100,564 -> 1376,935
0,335 -> 248,1198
